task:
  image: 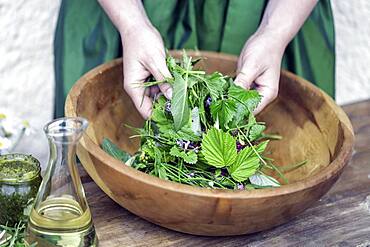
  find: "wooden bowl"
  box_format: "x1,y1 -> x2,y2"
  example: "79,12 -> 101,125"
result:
65,51 -> 354,236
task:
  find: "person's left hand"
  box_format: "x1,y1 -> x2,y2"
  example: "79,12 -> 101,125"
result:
234,29 -> 286,114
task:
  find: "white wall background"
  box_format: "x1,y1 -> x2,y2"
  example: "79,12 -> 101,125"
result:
332,0 -> 370,105
0,0 -> 369,166
0,0 -> 60,165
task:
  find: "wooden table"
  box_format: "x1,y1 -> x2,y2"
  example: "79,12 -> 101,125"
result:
82,100 -> 370,247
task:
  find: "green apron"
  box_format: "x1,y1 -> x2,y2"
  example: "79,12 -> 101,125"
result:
54,0 -> 335,117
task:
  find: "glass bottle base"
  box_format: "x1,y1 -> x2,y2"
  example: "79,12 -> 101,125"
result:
25,224 -> 98,247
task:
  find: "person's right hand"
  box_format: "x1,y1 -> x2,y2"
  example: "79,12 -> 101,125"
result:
121,24 -> 172,119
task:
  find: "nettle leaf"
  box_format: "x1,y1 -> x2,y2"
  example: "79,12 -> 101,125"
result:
151,95 -> 170,127
210,99 -> 237,129
249,124 -> 266,141
178,125 -> 201,141
249,173 -> 280,187
181,50 -> 193,69
228,83 -> 261,125
191,107 -> 202,136
158,121 -> 200,142
171,71 -> 190,130
204,72 -> 226,101
228,83 -> 261,112
166,56 -> 177,72
157,122 -> 174,135
102,138 -> 131,162
201,128 -> 237,168
249,112 -> 257,123
227,146 -> 260,182
151,106 -> 167,124
170,146 -> 198,164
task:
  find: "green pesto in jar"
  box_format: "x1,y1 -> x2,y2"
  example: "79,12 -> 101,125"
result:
0,154 -> 42,226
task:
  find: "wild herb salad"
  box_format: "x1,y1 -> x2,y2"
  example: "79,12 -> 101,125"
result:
103,52 -> 303,190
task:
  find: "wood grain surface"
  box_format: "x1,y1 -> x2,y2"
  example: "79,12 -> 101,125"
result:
65,52 -> 354,236
81,99 -> 370,246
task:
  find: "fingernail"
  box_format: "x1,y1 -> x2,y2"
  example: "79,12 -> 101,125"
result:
234,79 -> 243,88
143,109 -> 152,119
166,88 -> 173,99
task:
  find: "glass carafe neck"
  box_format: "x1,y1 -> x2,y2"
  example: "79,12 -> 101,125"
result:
44,117 -> 88,145
34,117 -> 89,211
46,117 -> 84,185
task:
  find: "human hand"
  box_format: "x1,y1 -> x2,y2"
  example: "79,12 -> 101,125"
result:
234,29 -> 286,114
121,24 -> 172,119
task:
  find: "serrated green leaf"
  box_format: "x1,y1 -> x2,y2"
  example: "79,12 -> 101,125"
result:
228,83 -> 261,125
201,128 -> 237,168
204,72 -> 226,101
227,146 -> 260,182
158,121 -> 200,142
102,138 -> 131,162
166,56 -> 177,72
228,83 -> 261,112
181,49 -> 192,69
169,146 -> 198,164
151,106 -> 167,124
210,99 -> 237,129
249,124 -> 266,141
151,96 -> 170,129
157,122 -> 174,135
171,71 -> 190,130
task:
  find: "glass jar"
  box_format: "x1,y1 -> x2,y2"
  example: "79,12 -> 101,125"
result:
0,154 -> 42,226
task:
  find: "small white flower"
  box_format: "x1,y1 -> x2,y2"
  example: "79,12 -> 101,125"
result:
0,137 -> 11,149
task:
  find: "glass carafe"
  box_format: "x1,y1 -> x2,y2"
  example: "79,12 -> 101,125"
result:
25,117 -> 98,247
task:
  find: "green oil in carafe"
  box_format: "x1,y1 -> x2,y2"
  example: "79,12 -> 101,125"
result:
26,196 -> 97,247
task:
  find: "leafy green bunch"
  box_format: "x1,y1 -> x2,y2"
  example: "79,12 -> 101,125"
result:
0,222 -> 33,247
103,52 -> 283,189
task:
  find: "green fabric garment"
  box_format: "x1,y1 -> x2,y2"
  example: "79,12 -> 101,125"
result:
54,0 -> 120,118
54,0 -> 335,117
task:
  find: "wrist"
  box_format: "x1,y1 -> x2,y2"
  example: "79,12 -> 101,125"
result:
254,25 -> 290,54
118,18 -> 152,38
98,0 -> 152,37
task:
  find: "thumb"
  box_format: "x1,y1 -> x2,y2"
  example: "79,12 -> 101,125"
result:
123,66 -> 153,119
253,80 -> 279,115
148,59 -> 173,99
234,66 -> 259,90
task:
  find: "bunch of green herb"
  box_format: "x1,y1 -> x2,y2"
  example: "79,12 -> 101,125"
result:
0,222 -> 34,247
103,52 -> 288,190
